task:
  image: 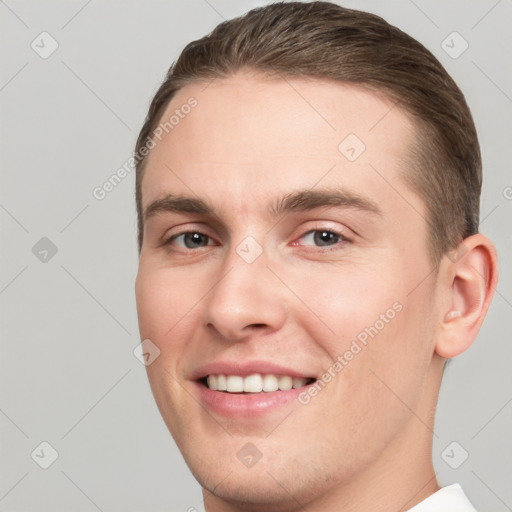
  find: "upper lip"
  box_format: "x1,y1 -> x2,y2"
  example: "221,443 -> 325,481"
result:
191,360 -> 316,381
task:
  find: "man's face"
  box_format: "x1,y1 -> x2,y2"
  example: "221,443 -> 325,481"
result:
136,72 -> 442,507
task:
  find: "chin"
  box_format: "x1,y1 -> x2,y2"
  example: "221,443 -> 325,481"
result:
177,434 -> 347,512
193,465 -> 324,512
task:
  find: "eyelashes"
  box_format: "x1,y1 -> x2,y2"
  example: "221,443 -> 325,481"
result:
166,232 -> 215,249
294,229 -> 349,248
164,228 -> 351,252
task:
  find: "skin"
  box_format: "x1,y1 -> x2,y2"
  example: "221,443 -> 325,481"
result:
135,70 -> 497,512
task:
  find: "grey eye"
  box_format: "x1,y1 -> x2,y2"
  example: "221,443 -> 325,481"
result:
313,231 -> 341,246
175,232 -> 210,248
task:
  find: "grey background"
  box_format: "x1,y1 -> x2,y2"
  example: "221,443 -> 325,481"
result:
0,0 -> 511,510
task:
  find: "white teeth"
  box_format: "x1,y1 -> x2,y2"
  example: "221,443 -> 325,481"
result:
226,375 -> 244,392
206,373 -> 311,393
278,375 -> 293,390
292,377 -> 308,389
262,374 -> 279,392
207,375 -> 217,391
216,374 -> 227,391
244,374 -> 263,393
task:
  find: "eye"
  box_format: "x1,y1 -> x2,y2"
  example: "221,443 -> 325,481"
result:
297,229 -> 347,248
167,232 -> 213,249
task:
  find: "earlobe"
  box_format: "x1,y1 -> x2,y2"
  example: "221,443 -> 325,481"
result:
435,234 -> 498,359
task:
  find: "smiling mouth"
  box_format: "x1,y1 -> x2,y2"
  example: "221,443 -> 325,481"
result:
201,373 -> 316,393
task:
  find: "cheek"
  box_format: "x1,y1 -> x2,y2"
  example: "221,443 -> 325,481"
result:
290,263 -> 403,352
135,265 -> 199,435
290,262 -> 434,412
135,263 -> 199,341
135,268 -> 169,339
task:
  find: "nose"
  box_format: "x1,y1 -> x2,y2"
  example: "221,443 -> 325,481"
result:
202,249 -> 287,342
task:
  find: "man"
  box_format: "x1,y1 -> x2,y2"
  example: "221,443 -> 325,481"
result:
134,2 -> 498,510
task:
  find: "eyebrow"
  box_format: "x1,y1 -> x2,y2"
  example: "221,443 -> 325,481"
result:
144,195 -> 213,222
269,189 -> 382,217
143,189 -> 382,224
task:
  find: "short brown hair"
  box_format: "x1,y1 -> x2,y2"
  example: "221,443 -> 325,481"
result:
134,1 -> 481,261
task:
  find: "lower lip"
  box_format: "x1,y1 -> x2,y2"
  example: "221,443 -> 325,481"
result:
194,381 -> 310,418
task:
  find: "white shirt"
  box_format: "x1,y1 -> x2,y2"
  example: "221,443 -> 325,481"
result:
407,484 -> 477,511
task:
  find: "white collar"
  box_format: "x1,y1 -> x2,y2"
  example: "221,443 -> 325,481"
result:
407,484 -> 477,511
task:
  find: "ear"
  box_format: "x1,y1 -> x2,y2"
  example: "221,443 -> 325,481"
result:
435,233 -> 498,359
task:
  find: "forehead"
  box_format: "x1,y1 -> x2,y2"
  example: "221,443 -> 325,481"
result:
141,71 -> 419,217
